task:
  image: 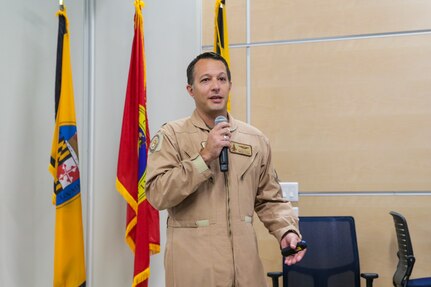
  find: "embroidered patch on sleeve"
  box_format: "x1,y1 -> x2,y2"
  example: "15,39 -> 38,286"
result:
149,131 -> 164,153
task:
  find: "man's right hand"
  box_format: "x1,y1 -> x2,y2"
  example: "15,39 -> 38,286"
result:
200,122 -> 231,165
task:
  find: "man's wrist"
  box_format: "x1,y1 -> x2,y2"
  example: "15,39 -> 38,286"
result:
199,148 -> 212,166
281,230 -> 299,241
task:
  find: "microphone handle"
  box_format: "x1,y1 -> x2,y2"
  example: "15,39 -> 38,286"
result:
219,146 -> 228,172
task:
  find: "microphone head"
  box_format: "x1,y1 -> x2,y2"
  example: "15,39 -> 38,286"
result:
214,115 -> 228,125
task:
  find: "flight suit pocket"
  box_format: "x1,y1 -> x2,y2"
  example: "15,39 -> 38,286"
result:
236,151 -> 260,218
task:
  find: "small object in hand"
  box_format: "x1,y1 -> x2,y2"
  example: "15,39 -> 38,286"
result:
281,240 -> 307,257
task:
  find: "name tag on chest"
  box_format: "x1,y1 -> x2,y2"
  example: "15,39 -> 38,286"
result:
201,141 -> 253,157
230,141 -> 252,157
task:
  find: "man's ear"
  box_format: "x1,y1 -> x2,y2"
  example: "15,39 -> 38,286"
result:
186,84 -> 194,97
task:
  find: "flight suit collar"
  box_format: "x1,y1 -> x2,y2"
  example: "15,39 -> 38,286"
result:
191,109 -> 238,133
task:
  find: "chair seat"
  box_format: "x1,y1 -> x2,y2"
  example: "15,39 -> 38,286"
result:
407,277 -> 431,287
270,216 -> 378,287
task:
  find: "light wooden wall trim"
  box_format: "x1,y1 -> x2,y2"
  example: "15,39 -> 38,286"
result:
250,0 -> 431,42
250,35 -> 431,192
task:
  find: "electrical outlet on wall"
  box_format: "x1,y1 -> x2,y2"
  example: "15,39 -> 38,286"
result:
280,182 -> 299,202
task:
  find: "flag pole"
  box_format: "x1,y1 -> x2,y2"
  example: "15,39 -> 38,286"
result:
59,0 -> 64,11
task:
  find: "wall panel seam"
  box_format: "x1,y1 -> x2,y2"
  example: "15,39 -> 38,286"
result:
203,29 -> 431,50
300,191 -> 431,197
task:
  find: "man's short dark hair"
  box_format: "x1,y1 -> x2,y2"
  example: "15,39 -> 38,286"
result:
186,52 -> 231,85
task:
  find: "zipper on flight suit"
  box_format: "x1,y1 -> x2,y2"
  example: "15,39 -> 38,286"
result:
224,172 -> 236,287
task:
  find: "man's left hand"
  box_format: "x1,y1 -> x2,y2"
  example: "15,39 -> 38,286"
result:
280,232 -> 307,266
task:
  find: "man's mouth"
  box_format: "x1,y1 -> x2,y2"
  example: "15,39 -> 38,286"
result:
209,95 -> 223,101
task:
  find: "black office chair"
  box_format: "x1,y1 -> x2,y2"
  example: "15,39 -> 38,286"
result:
267,216 -> 378,287
389,211 -> 431,287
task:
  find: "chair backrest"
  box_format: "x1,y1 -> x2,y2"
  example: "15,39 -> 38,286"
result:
389,211 -> 416,287
282,216 -> 361,287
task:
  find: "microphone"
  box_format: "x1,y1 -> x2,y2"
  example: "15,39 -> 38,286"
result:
214,115 -> 229,172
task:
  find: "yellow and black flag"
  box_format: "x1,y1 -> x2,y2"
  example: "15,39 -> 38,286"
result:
214,0 -> 231,111
49,6 -> 86,287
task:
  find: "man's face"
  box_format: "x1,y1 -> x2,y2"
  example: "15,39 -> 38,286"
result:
187,58 -> 231,118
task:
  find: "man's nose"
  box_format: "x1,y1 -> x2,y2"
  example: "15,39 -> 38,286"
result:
211,79 -> 220,90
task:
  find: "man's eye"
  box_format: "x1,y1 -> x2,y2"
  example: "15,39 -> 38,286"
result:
219,77 -> 227,82
201,78 -> 209,83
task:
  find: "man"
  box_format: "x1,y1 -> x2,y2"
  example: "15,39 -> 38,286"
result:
146,52 -> 305,287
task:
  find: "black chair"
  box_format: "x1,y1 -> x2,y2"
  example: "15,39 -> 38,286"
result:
267,216 -> 378,287
389,211 -> 431,287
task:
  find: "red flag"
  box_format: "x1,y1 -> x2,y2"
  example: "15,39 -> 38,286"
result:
116,1 -> 160,286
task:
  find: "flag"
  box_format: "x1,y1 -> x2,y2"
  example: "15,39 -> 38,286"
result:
116,1 -> 160,287
214,0 -> 231,112
49,6 -> 86,287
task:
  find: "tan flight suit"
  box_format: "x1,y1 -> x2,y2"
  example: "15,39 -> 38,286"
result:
146,110 -> 300,287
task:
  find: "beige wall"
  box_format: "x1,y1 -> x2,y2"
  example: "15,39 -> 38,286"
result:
203,1 -> 431,286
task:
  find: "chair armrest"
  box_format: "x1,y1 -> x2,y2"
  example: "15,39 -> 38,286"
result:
361,272 -> 379,287
267,271 -> 283,287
